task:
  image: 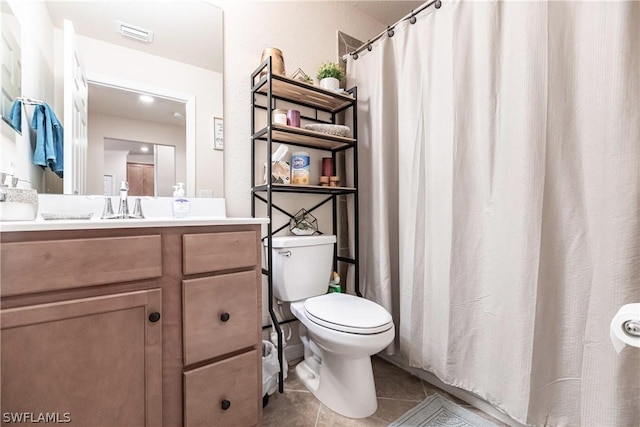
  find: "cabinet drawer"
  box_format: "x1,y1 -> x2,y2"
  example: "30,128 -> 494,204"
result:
1,236 -> 162,297
184,350 -> 259,427
182,271 -> 258,365
183,231 -> 257,275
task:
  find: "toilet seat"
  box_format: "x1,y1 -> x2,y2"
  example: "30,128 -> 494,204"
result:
303,293 -> 393,335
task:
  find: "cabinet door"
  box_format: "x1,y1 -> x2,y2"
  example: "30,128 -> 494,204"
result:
1,289 -> 162,427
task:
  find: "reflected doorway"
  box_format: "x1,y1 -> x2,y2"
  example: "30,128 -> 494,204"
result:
103,138 -> 175,197
127,163 -> 154,196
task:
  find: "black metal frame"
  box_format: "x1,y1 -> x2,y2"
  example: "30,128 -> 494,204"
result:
250,57 -> 360,393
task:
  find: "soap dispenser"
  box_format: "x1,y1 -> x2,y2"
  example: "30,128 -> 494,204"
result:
172,183 -> 190,218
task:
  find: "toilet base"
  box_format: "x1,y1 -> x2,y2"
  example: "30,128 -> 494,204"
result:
296,352 -> 378,418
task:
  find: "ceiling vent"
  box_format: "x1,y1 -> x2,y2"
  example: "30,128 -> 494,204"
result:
116,21 -> 154,43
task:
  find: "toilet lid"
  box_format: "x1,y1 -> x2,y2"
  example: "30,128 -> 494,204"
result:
303,293 -> 393,334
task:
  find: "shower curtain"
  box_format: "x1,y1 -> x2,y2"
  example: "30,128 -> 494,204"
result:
346,1 -> 639,425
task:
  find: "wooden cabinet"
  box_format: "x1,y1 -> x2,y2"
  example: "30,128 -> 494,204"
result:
181,231 -> 261,427
0,224 -> 262,427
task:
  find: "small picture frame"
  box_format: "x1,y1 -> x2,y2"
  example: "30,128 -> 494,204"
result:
213,117 -> 224,150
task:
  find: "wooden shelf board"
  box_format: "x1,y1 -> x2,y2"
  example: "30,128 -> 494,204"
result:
256,124 -> 355,150
255,75 -> 354,112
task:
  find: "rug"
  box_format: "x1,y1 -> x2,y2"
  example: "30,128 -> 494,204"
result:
388,394 -> 499,427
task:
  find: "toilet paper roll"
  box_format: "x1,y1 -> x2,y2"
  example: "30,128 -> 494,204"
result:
610,303 -> 640,353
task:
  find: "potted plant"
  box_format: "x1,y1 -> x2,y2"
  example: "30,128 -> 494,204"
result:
317,62 -> 345,91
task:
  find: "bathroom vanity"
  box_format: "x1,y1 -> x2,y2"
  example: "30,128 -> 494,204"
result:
0,218 -> 266,426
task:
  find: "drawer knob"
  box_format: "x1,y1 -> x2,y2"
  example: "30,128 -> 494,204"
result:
221,399 -> 231,410
220,312 -> 230,322
148,312 -> 161,323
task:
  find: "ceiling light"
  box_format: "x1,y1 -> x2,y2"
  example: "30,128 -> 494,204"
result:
139,95 -> 154,103
116,21 -> 154,43
173,112 -> 185,119
140,146 -> 150,152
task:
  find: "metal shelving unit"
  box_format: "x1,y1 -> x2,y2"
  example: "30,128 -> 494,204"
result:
250,57 -> 360,394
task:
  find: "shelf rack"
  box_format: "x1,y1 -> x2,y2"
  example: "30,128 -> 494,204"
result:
250,57 -> 361,394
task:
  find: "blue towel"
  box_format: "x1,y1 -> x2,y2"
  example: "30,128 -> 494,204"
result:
32,103 -> 64,178
8,99 -> 22,132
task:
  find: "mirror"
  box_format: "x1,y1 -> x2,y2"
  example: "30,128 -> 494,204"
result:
1,1 -> 21,135
43,1 -> 223,197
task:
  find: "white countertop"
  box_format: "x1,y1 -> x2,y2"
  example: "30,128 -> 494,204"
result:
0,195 -> 269,232
0,216 -> 269,232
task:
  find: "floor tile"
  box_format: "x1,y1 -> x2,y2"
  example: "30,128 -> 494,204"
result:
262,390 -> 320,427
316,403 -> 385,427
283,362 -> 308,392
372,357 -> 426,401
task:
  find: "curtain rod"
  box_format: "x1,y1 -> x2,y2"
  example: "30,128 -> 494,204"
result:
344,0 -> 442,61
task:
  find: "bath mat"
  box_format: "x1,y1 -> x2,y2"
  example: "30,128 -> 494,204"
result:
389,394 -> 498,427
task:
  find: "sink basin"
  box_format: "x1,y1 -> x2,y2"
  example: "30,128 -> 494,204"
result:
0,188 -> 38,221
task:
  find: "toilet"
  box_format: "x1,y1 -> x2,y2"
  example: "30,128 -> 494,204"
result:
268,235 -> 395,418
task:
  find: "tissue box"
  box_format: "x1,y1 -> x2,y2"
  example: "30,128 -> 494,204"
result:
263,161 -> 290,184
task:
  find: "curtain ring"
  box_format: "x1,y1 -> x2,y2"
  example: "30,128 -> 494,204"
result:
435,0 -> 442,9
367,41 -> 372,52
409,10 -> 417,24
352,52 -> 359,60
387,26 -> 394,37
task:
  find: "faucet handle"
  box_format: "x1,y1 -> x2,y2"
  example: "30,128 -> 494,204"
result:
131,198 -> 145,219
0,172 -> 11,186
101,197 -> 114,219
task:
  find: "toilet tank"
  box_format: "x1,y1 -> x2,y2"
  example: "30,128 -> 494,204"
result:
266,235 -> 336,301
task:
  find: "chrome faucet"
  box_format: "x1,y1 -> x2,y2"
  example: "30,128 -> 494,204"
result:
101,181 -> 144,219
0,172 -> 18,188
117,180 -> 130,218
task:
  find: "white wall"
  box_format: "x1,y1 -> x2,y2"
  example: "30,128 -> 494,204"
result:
53,29 -> 223,197
126,153 -> 154,165
220,1 -> 386,217
1,0 -> 55,190
87,112 -> 185,195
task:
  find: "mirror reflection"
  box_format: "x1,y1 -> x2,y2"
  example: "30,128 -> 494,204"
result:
1,1 -> 21,135
86,81 -> 186,197
12,1 -> 224,197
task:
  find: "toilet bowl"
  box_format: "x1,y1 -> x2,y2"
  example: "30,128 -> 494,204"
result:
267,235 -> 395,418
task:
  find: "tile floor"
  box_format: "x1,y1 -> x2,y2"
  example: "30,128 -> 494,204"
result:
262,356 -> 510,426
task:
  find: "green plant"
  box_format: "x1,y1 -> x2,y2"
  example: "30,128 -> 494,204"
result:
317,62 -> 345,81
